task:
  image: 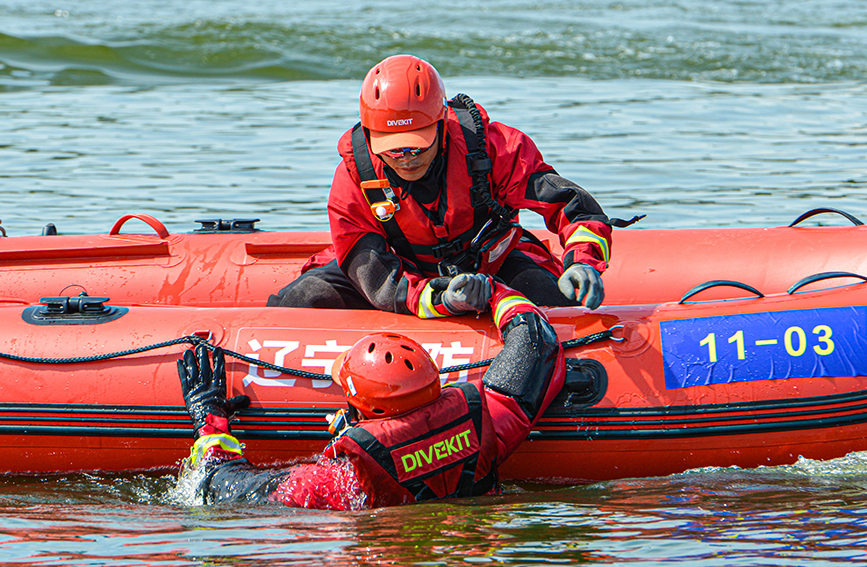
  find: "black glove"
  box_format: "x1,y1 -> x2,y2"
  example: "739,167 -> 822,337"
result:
177,344 -> 250,436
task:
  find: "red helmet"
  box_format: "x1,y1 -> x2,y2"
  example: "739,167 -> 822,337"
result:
359,55 -> 447,154
332,333 -> 441,419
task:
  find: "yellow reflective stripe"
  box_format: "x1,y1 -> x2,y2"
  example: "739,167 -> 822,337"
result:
417,282 -> 450,319
188,433 -> 243,467
566,226 -> 610,263
493,294 -> 534,328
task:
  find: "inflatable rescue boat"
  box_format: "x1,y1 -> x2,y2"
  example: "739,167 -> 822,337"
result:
1,209 -> 867,481
1,209 -> 866,307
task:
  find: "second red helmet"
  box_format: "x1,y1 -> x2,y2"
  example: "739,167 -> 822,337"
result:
333,332 -> 442,419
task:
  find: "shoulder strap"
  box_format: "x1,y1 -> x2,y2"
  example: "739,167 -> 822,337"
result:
449,94 -> 514,224
351,123 -> 422,267
449,99 -> 494,249
351,123 -> 377,182
451,382 -> 483,498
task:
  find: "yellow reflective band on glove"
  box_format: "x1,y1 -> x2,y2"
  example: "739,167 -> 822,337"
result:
566,226 -> 610,263
417,282 -> 451,319
493,294 -> 536,329
187,433 -> 244,467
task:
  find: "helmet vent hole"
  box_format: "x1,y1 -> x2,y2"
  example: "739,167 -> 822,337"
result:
405,359 -> 414,371
385,352 -> 393,364
400,345 -> 413,352
368,342 -> 376,353
374,86 -> 380,100
415,84 -> 421,97
373,408 -> 386,415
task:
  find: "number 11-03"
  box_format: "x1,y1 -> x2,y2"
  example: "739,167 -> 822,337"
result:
698,325 -> 834,363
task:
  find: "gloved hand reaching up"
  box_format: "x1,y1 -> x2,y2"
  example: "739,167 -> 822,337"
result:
441,273 -> 494,315
557,263 -> 604,310
177,344 -> 250,437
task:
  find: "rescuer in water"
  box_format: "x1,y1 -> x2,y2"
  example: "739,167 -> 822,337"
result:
267,54 -> 613,317
176,282 -> 565,510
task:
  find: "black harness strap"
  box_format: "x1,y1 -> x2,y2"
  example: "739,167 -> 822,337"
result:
344,427 -> 399,477
351,123 -> 421,267
451,94 -> 515,225
351,123 -> 377,181
452,382 -> 483,498
451,100 -> 496,238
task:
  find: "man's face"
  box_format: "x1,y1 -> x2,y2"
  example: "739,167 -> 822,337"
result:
377,143 -> 438,182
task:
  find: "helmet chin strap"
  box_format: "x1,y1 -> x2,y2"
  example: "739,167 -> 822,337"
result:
347,404 -> 362,422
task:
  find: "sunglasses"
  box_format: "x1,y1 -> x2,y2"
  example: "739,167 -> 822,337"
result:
379,141 -> 435,159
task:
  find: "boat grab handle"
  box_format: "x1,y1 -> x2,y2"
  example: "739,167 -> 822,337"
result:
109,214 -> 170,239
679,280 -> 764,304
787,271 -> 867,294
788,208 -> 864,227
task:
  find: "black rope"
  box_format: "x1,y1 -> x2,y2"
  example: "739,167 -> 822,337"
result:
0,328 -> 618,379
0,335 -> 327,380
438,328 -> 617,374
0,336 -> 203,365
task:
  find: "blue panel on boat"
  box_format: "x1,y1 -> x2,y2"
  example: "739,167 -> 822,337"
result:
660,306 -> 867,389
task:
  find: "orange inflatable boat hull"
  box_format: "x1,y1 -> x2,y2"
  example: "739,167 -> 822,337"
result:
1,212 -> 866,307
3,275 -> 867,480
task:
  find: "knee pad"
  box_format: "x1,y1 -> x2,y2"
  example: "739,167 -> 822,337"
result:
483,312 -> 560,419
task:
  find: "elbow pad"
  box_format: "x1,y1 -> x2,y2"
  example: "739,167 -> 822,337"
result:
482,312 -> 560,420
342,233 -> 413,314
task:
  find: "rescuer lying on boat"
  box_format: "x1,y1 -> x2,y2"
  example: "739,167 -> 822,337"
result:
267,54 -> 612,316
177,282 -> 565,510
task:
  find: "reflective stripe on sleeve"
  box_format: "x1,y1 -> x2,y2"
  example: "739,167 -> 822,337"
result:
417,282 -> 451,319
493,294 -> 535,329
188,433 -> 244,467
566,226 -> 610,263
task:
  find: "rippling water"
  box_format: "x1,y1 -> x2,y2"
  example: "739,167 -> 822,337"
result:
2,0 -> 867,564
3,0 -> 867,84
2,0 -> 866,236
2,453 -> 867,565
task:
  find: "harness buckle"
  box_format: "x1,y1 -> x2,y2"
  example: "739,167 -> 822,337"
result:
465,152 -> 492,175
437,261 -> 464,277
431,238 -> 464,259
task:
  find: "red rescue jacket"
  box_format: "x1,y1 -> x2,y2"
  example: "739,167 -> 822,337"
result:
313,98 -> 612,316
324,381 -> 499,508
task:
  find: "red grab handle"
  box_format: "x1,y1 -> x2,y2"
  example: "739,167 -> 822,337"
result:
109,214 -> 170,239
